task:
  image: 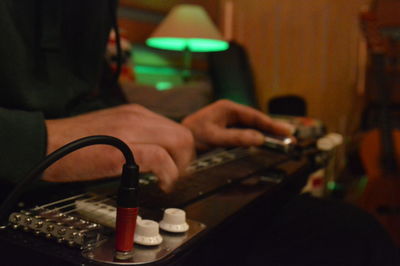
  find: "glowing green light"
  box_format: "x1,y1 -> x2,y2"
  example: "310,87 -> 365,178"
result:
146,38 -> 229,52
134,65 -> 181,75
358,176 -> 369,192
156,82 -> 173,91
327,181 -> 337,191
327,181 -> 344,191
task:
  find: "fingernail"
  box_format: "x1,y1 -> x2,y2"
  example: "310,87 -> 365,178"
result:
160,181 -> 173,193
277,122 -> 296,136
160,176 -> 178,193
255,132 -> 266,145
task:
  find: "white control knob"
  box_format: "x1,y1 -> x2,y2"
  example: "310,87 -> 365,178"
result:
326,133 -> 343,146
134,219 -> 163,246
159,208 -> 189,233
317,137 -> 334,151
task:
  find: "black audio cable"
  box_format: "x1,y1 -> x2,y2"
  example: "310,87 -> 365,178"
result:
0,135 -> 140,254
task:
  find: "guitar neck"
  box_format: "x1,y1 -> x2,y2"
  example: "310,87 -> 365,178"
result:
360,5 -> 400,174
373,54 -> 398,173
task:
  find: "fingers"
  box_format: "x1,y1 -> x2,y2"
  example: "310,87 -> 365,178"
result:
203,126 -> 265,147
130,144 -> 180,192
146,124 -> 195,176
116,104 -> 196,174
45,104 -> 196,191
182,99 -> 296,150
225,101 -> 295,136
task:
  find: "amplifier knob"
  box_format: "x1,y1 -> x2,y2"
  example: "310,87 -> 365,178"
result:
134,219 -> 163,246
159,208 -> 189,233
317,137 -> 334,151
326,132 -> 343,146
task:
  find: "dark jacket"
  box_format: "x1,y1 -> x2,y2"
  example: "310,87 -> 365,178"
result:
0,0 -> 121,183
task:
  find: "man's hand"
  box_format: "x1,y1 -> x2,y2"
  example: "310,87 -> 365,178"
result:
182,100 -> 295,150
44,104 -> 195,191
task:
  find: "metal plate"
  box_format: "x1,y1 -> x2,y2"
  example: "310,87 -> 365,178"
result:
82,219 -> 206,265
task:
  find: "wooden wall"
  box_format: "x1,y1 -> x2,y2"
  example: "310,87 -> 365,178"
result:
119,0 -> 220,20
218,0 -> 369,135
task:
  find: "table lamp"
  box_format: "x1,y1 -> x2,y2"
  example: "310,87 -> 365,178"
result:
146,4 -> 229,81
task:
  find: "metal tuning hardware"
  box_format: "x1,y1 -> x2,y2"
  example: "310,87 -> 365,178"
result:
8,208 -> 102,248
263,134 -> 295,153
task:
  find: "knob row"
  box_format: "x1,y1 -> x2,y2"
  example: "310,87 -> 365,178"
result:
134,208 -> 189,246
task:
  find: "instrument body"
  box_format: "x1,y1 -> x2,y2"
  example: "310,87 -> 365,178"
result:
0,145 -> 323,265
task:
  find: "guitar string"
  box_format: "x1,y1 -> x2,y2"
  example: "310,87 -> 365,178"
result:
65,197 -> 117,227
47,148 -> 245,217
33,193 -> 88,210
36,196 -> 117,228
63,196 -> 115,215
33,147 -> 247,225
36,194 -> 104,215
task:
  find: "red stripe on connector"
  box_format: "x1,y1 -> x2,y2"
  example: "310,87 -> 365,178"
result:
115,207 -> 139,252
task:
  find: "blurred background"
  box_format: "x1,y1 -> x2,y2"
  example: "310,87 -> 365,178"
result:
112,3 -> 400,244
116,0 -> 369,134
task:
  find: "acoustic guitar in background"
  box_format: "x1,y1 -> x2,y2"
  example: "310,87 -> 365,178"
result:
358,0 -> 400,246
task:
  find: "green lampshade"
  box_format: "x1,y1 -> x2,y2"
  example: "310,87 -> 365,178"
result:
146,38 -> 229,52
147,4 -> 229,52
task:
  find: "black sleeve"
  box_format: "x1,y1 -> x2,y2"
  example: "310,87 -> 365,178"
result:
0,108 -> 46,183
0,1 -> 47,183
0,0 -> 117,183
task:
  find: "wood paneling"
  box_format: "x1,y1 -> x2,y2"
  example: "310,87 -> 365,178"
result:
119,0 -> 220,21
118,18 -> 158,44
219,0 -> 369,136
